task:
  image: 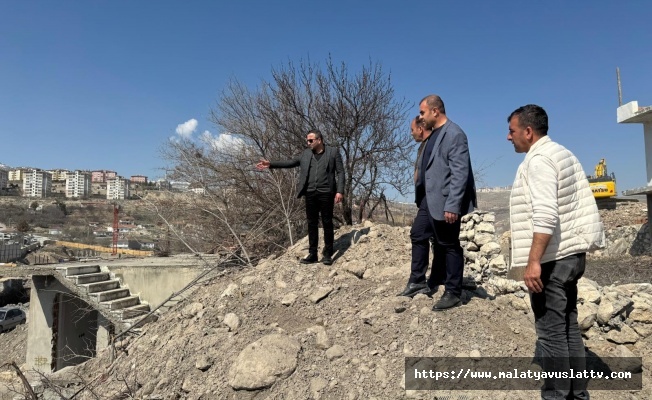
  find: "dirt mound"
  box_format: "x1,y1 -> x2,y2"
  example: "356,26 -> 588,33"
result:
2,196 -> 650,399
42,221 -> 649,400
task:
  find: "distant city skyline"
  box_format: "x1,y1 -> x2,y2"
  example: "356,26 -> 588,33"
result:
0,164 -> 152,180
2,2 -> 652,202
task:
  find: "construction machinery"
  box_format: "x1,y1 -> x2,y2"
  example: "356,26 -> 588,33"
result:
588,159 -> 617,208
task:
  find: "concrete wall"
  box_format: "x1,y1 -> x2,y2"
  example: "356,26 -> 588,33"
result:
106,265 -> 202,309
57,293 -> 98,370
26,276 -> 105,373
27,276 -> 64,372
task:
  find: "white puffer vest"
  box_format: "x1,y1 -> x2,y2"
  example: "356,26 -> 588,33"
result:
509,136 -> 605,268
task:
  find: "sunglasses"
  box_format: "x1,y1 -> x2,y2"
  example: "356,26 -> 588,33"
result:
306,139 -> 317,143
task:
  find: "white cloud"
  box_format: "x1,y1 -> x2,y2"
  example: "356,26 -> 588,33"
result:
201,131 -> 245,152
175,119 -> 198,138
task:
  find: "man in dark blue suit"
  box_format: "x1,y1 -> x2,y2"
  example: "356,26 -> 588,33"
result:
257,130 -> 345,265
398,95 -> 476,311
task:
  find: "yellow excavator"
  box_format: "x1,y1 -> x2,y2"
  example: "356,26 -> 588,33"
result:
587,159 -> 617,206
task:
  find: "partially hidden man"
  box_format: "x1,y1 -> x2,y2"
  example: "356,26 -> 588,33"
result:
256,129 -> 345,265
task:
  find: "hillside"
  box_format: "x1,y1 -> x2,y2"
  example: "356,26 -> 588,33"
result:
1,196 -> 651,399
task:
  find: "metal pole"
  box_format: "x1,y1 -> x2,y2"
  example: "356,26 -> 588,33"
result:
617,67 -> 623,106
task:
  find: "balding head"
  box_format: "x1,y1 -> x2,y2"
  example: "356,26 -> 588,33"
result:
419,95 -> 446,115
411,115 -> 433,142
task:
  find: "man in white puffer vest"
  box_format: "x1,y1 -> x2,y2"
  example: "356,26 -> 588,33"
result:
507,105 -> 605,400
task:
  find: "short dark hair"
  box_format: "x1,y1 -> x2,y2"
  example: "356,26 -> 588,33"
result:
420,95 -> 446,115
508,105 -> 548,136
413,115 -> 424,126
307,129 -> 323,141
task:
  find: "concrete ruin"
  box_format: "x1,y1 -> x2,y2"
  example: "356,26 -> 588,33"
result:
617,100 -> 652,236
19,260 -> 207,373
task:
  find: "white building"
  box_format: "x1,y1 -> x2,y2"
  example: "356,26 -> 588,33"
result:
107,176 -> 130,200
8,169 -> 24,182
0,169 -> 8,189
48,169 -> 70,181
65,170 -> 91,198
22,169 -> 52,198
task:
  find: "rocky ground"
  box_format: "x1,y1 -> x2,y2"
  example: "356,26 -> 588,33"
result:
0,197 -> 651,399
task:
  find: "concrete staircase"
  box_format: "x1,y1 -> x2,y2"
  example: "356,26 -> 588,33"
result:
55,264 -> 152,328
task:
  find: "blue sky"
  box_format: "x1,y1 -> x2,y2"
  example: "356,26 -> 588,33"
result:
1,1 -> 651,201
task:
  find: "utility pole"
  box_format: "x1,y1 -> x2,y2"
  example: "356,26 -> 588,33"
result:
112,203 -> 119,255
616,67 -> 623,106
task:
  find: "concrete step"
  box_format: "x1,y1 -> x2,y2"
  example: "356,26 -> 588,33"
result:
116,304 -> 151,319
89,288 -> 130,302
101,295 -> 140,311
55,265 -> 101,277
78,279 -> 121,294
68,272 -> 111,285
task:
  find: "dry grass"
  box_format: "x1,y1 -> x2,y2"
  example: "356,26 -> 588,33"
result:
584,255 -> 652,286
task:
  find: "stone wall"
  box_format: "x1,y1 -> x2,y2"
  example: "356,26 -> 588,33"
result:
603,223 -> 651,256
461,210 -> 652,352
459,210 -> 507,282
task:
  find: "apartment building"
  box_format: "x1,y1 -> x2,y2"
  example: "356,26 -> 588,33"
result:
22,169 -> 52,198
91,170 -> 117,183
65,170 -> 91,198
8,169 -> 24,182
51,181 -> 66,196
48,169 -> 70,181
107,176 -> 130,200
0,169 -> 7,189
91,182 -> 108,197
130,175 -> 148,184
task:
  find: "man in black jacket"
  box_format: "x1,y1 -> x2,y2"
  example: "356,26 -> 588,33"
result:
256,129 -> 345,265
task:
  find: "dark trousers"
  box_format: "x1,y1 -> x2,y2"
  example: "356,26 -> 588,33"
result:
305,191 -> 335,256
409,198 -> 464,296
531,253 -> 588,400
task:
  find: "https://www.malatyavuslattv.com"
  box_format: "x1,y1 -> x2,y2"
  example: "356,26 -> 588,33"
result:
405,357 -> 642,391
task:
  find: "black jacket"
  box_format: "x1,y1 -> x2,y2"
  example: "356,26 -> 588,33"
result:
270,145 -> 345,198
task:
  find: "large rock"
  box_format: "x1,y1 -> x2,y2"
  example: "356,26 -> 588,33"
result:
228,334 -> 301,390
488,255 -> 507,274
223,313 -> 240,331
475,222 -> 495,234
463,248 -> 478,261
310,325 -> 331,350
480,242 -> 501,257
474,233 -> 495,247
342,260 -> 367,279
628,307 -> 652,323
632,323 -> 652,338
309,286 -> 334,303
486,277 -> 524,295
577,303 -> 598,330
606,324 -> 639,344
577,279 -> 601,304
597,291 -> 633,325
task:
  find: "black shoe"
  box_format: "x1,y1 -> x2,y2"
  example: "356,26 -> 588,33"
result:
397,282 -> 429,298
432,291 -> 461,311
321,254 -> 333,265
300,254 -> 318,264
423,284 -> 439,298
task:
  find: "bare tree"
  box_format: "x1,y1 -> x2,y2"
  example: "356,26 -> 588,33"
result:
158,133 -> 302,263
159,57 -> 412,261
212,56 -> 413,224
